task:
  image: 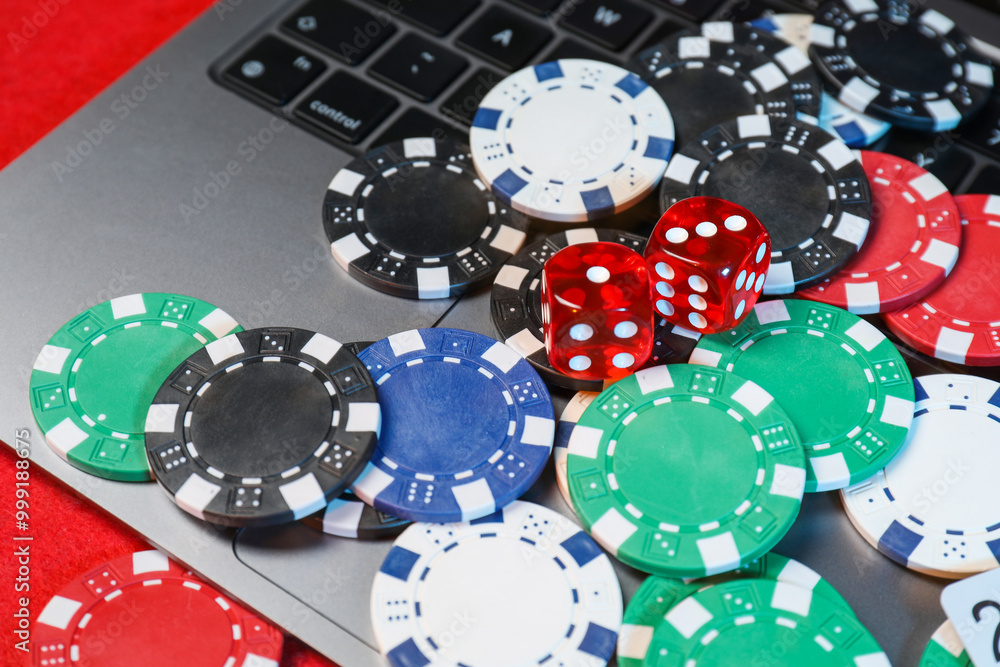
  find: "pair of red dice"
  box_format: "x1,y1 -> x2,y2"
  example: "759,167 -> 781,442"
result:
541,197 -> 771,382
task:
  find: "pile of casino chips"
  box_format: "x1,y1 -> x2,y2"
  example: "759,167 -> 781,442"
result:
27,1 -> 1000,664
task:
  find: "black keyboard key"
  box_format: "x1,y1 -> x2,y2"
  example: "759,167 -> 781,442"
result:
282,0 -> 396,65
544,38 -> 616,62
883,129 -> 976,193
649,0 -> 726,22
969,166 -> 1000,194
559,0 -> 653,51
506,0 -> 562,14
636,18 -> 690,51
294,71 -> 398,143
223,36 -> 325,105
960,95 -> 1000,162
372,108 -> 467,145
370,33 -> 468,101
456,6 -> 553,70
363,0 -> 479,36
440,67 -> 504,125
711,0 -> 789,22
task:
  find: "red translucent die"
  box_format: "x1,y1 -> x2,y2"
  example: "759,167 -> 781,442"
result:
541,242 -> 654,382
644,197 -> 771,334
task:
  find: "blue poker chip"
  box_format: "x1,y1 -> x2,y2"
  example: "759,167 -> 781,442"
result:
352,328 -> 555,523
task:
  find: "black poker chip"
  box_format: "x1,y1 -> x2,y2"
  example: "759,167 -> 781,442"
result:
697,21 -> 824,122
144,327 -> 381,528
627,30 -> 798,147
301,490 -> 409,539
810,0 -> 994,132
323,137 -> 530,299
659,114 -> 872,294
490,228 -> 701,391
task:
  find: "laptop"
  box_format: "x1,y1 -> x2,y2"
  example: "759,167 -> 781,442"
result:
4,0 -> 1000,665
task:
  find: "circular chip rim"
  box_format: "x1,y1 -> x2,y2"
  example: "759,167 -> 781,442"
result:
808,0 -> 994,131
799,150 -> 962,313
841,373 -> 1000,578
370,500 -> 622,667
565,363 -> 806,578
301,490 -> 410,539
884,194 -> 1000,366
352,327 -> 554,524
32,549 -> 284,666
691,299 -> 914,493
28,292 -> 242,482
144,327 -> 381,527
470,59 -> 675,223
323,137 -> 530,299
919,620 -> 973,666
658,114 -> 872,294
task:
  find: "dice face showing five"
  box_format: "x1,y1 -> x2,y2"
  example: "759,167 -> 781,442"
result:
644,197 -> 771,334
541,242 -> 654,382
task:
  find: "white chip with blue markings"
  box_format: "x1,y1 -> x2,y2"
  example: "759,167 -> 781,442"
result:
470,59 -> 675,223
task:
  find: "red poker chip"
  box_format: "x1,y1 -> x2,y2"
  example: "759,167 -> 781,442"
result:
884,194 -> 1000,366
799,151 -> 961,313
32,550 -> 283,667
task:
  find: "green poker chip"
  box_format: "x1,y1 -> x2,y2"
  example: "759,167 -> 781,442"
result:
29,293 -> 241,481
690,299 -> 914,493
644,577 -> 889,666
566,364 -> 806,578
618,553 -> 856,667
920,621 -> 973,667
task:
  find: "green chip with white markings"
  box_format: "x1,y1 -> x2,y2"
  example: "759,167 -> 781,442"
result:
618,553 -> 856,667
919,621 -> 973,667
566,364 -> 806,579
690,299 -> 914,493
644,577 -> 889,666
29,293 -> 241,481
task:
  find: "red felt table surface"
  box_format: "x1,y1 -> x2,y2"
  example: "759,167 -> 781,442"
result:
0,2 -> 333,665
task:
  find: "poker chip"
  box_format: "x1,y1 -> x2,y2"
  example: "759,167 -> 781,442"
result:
659,114 -> 872,294
920,620 -> 972,667
370,500 -> 622,667
809,0 -> 994,132
884,194 -> 1000,366
301,490 -> 409,539
749,13 -> 891,146
691,299 -> 915,493
626,30 -> 798,147
553,390 -> 597,509
842,374 -> 1000,578
644,578 -> 889,666
618,553 -> 855,667
699,20 -> 824,121
29,293 -> 241,482
491,228 -> 697,391
144,327 -> 381,527
800,151 -> 961,314
323,137 -> 529,299
32,550 -> 284,667
351,328 -> 554,523
470,59 -> 675,223
566,364 -> 806,578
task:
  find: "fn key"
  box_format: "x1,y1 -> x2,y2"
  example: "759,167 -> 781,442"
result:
295,71 -> 398,143
224,36 -> 325,105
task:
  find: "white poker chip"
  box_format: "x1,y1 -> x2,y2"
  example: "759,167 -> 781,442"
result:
553,391 -> 598,510
470,59 -> 675,223
370,500 -> 623,666
841,374 -> 1000,578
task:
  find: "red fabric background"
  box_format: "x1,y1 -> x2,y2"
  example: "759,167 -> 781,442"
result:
0,1 -> 332,665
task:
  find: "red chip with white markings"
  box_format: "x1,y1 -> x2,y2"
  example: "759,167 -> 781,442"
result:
799,151 -> 961,313
884,194 -> 1000,366
32,550 -> 283,667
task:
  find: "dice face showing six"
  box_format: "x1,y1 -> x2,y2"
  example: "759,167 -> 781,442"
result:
541,242 -> 654,382
644,197 -> 771,334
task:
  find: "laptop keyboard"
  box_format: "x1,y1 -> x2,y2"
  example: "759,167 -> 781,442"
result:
213,0 -> 1000,193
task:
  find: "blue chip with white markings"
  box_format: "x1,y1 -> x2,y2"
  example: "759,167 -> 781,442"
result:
470,59 -> 675,223
370,500 -> 623,667
352,328 -> 555,523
